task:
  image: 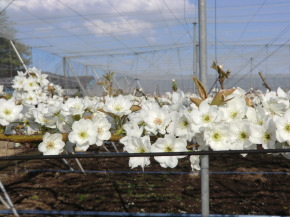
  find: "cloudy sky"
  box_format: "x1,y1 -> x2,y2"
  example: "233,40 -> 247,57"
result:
1,0 -> 290,84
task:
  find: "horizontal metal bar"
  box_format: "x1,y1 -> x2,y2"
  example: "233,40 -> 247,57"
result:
0,148 -> 290,161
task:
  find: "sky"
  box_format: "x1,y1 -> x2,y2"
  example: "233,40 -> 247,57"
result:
0,0 -> 290,85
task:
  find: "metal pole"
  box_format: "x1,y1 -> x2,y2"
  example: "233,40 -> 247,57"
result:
250,57 -> 253,89
198,0 -> 208,87
63,57 -> 68,91
10,40 -> 27,71
198,0 -> 209,216
193,22 -> 198,77
65,58 -> 88,96
193,22 -> 198,93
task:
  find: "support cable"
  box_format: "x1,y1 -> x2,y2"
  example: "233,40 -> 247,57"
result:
231,39 -> 290,87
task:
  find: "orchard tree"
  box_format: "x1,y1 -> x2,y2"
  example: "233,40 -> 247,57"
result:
0,10 -> 31,78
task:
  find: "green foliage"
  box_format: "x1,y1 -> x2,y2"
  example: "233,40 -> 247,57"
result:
0,11 -> 31,77
29,195 -> 39,200
78,194 -> 89,201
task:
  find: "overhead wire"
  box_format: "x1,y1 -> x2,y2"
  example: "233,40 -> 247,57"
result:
55,0 -> 180,75
225,24 -> 290,84
161,0 -> 193,42
154,0 -> 178,47
104,0 -> 154,48
231,39 -> 290,88
7,2 -> 102,57
0,0 -> 15,15
226,0 -> 267,60
2,0 -> 289,92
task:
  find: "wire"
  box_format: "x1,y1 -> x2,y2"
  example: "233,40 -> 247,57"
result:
0,209 -> 226,216
227,0 -> 267,60
55,0 -> 180,75
0,0 -> 15,15
23,169 -> 290,175
105,0 -> 153,48
161,0 -> 193,42
225,24 -> 290,84
231,39 -> 290,87
0,148 -> 290,161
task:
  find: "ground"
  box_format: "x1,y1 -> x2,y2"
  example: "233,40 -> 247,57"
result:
0,144 -> 289,217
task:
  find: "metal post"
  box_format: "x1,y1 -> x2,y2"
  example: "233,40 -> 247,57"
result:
193,22 -> 198,93
63,57 -> 68,91
193,22 -> 198,77
198,0 -> 208,87
198,0 -> 209,217
250,57 -> 253,90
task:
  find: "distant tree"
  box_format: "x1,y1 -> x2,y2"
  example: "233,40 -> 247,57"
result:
0,10 -> 31,77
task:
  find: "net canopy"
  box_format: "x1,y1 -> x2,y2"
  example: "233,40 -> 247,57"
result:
0,0 -> 290,95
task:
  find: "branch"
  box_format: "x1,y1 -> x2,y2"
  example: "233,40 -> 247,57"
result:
258,72 -> 272,91
0,133 -> 124,143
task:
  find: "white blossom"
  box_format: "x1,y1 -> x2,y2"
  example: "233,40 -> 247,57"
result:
152,135 -> 187,168
123,135 -> 151,170
0,99 -> 23,126
68,119 -> 97,151
38,133 -> 65,155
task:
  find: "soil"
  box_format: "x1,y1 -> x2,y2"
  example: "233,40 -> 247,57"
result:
0,144 -> 289,217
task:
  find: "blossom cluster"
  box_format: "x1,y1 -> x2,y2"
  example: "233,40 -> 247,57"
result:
0,67 -> 289,171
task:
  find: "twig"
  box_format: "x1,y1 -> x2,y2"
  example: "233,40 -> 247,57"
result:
0,133 -> 124,143
258,72 -> 272,91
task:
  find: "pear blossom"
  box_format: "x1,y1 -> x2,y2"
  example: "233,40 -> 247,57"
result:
249,118 -> 276,149
167,109 -> 194,141
219,97 -> 247,123
261,88 -> 289,116
273,109 -> 290,142
32,109 -> 58,129
123,135 -> 151,170
152,135 -> 187,168
56,114 -> 73,133
68,119 -> 97,151
190,100 -> 223,133
4,65 -> 290,169
228,120 -> 252,150
104,95 -> 133,116
92,116 -> 111,146
62,97 -> 85,116
12,73 -> 26,90
120,122 -> 144,145
204,124 -> 230,150
36,72 -> 50,87
0,98 -> 23,126
143,105 -> 171,135
246,105 -> 268,127
22,91 -> 39,105
23,76 -> 40,92
38,133 -> 65,155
